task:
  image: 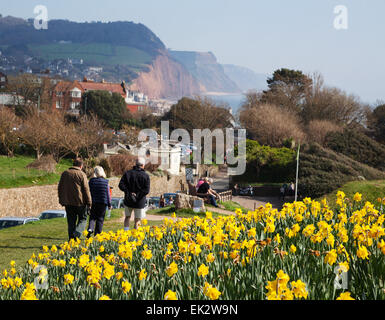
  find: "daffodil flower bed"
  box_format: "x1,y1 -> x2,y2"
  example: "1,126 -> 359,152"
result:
1,191 -> 385,300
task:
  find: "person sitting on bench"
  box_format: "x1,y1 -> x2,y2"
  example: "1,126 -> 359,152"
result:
197,177 -> 219,208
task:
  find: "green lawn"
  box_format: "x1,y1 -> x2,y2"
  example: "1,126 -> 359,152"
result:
0,209 -> 162,271
28,43 -> 153,67
0,155 -> 72,189
317,179 -> 385,209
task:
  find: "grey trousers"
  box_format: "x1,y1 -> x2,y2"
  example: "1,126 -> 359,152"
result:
65,205 -> 88,240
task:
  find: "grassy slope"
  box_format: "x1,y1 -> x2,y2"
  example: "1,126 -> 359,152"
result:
0,156 -> 72,189
316,180 -> 385,209
28,43 -> 153,67
0,209 -> 162,271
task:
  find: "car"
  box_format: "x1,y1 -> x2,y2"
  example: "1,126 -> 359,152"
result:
111,197 -> 124,209
163,193 -> 177,205
147,196 -> 160,209
39,210 -> 66,220
0,217 -> 40,230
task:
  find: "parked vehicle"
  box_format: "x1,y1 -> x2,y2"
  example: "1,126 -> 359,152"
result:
0,217 -> 39,230
238,185 -> 254,196
39,210 -> 66,220
147,196 -> 160,209
163,193 -> 177,205
111,197 -> 124,209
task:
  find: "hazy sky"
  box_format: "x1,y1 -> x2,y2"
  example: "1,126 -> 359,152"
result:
2,0 -> 385,104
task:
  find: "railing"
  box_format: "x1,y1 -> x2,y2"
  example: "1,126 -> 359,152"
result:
218,190 -> 232,202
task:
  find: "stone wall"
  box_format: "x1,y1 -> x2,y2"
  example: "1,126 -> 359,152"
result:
108,173 -> 187,198
0,173 -> 187,218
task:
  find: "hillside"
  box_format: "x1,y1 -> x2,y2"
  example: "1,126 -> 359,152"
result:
128,52 -> 203,99
222,64 -> 268,92
169,50 -> 241,94
298,143 -> 385,199
0,15 -> 262,99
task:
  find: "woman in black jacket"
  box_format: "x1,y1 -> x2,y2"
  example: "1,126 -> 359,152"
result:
87,166 -> 111,237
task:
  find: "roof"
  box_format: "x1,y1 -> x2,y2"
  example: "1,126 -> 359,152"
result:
54,80 -> 82,92
40,210 -> 66,214
79,82 -> 125,97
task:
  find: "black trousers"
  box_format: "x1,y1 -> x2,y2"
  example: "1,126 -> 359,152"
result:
87,203 -> 107,236
65,205 -> 88,240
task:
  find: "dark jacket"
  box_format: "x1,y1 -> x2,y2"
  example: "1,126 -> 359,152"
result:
118,166 -> 150,209
58,167 -> 92,207
89,177 -> 111,207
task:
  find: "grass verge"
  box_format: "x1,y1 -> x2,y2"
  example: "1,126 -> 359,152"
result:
0,155 -> 72,189
0,209 -> 161,271
316,179 -> 385,209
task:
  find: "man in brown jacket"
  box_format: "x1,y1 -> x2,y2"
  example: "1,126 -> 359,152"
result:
58,158 -> 92,240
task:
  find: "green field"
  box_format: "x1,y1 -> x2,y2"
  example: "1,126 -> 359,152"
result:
0,209 -> 164,271
0,156 -> 72,189
28,43 -> 153,67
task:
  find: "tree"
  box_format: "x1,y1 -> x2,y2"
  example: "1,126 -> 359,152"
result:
163,96 -> 234,134
239,103 -> 305,147
301,73 -> 366,126
0,107 -> 21,156
367,104 -> 385,144
6,74 -> 55,115
80,90 -> 131,130
262,68 -> 313,114
77,114 -> 112,159
18,108 -> 53,159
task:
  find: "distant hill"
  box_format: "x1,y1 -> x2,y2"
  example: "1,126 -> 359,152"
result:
222,64 -> 268,92
0,15 -> 264,99
0,16 -> 165,56
169,50 -> 241,94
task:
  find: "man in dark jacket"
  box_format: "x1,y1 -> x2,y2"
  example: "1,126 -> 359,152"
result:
119,157 -> 150,230
58,158 -> 92,240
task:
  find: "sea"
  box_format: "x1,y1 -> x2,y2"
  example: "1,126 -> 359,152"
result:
202,93 -> 246,116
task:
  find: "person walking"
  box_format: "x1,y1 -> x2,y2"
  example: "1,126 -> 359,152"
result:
86,166 -> 111,237
58,158 -> 92,240
119,157 -> 150,230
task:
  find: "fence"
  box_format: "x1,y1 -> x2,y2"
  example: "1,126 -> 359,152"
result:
218,190 -> 232,202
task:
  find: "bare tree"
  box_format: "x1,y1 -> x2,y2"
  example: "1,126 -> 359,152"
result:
6,74 -> 55,113
18,108 -> 52,159
77,114 -> 112,159
305,119 -> 343,146
0,107 -> 21,156
302,72 -> 367,125
239,103 -> 306,147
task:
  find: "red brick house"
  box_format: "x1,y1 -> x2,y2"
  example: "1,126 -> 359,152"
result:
52,79 -> 148,114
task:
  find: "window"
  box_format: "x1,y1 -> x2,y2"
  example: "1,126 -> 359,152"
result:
56,100 -> 61,108
70,102 -> 78,109
71,91 -> 81,98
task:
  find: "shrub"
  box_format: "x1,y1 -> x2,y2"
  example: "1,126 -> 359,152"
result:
25,154 -> 57,173
108,154 -> 160,177
234,139 -> 296,183
298,143 -> 385,198
108,154 -> 137,177
305,119 -> 342,145
239,103 -> 306,147
324,128 -> 385,171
